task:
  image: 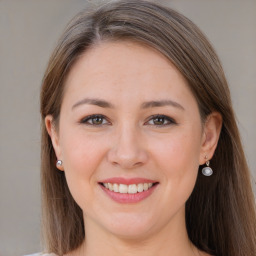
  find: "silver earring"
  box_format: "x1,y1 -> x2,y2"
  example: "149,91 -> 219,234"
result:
56,160 -> 63,168
202,160 -> 213,176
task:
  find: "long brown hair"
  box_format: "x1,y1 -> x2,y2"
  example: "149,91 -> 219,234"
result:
40,1 -> 256,255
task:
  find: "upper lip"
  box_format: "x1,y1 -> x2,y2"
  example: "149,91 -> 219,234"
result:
99,177 -> 158,185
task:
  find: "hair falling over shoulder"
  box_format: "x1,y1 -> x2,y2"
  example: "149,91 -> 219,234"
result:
40,1 -> 256,255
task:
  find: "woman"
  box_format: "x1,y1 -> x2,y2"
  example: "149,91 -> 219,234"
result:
34,0 -> 256,255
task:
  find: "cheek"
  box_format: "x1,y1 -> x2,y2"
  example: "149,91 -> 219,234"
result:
61,131 -> 106,174
59,131 -> 108,207
152,131 -> 201,171
151,130 -> 201,200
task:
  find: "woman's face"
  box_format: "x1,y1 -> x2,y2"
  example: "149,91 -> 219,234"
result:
47,41 -> 211,240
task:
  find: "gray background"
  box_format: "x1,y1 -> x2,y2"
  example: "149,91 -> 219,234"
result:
0,0 -> 255,255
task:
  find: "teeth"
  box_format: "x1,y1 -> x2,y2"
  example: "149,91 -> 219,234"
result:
119,184 -> 128,193
138,183 -> 144,192
102,182 -> 155,194
113,183 -> 119,192
108,183 -> 113,191
128,184 -> 137,194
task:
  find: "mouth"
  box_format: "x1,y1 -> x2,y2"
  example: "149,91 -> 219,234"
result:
99,182 -> 158,194
98,178 -> 159,204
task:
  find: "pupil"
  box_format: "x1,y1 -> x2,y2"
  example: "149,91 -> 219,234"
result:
93,116 -> 102,124
154,117 -> 164,125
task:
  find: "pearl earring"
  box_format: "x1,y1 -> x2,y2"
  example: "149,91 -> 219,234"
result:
56,160 -> 63,168
202,159 -> 213,176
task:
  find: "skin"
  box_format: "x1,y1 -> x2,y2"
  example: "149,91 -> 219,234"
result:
46,41 -> 222,256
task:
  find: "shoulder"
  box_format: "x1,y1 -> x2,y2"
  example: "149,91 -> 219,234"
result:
24,253 -> 58,256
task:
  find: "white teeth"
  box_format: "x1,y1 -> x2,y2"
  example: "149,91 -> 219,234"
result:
113,183 -> 119,192
102,182 -> 155,194
108,183 -> 113,191
137,183 -> 144,192
119,184 -> 128,193
128,184 -> 137,194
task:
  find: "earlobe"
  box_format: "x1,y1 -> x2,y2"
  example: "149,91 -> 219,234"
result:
45,115 -> 63,167
199,112 -> 222,165
56,159 -> 64,171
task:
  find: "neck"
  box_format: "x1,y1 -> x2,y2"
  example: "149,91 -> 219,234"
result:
70,208 -> 199,256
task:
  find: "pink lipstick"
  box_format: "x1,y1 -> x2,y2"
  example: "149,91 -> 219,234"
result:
99,177 -> 159,204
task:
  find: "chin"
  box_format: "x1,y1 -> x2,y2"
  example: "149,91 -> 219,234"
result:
101,212 -> 159,240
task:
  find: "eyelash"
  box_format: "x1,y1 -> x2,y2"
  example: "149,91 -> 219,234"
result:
80,114 -> 177,127
147,114 -> 177,126
80,114 -> 110,126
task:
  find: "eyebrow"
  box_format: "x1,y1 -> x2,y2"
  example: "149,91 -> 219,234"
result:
72,98 -> 115,110
141,100 -> 184,110
72,98 -> 184,111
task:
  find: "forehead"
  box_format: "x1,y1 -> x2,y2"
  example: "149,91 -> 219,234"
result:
63,40 -> 196,109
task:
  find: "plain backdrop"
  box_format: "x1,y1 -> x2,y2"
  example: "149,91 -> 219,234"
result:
0,0 -> 255,255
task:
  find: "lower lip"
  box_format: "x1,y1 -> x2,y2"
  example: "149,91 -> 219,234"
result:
100,184 -> 158,204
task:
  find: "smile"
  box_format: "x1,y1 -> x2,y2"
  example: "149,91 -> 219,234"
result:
102,182 -> 154,194
99,178 -> 159,204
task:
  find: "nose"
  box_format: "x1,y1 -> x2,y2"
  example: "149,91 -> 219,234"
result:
107,125 -> 148,169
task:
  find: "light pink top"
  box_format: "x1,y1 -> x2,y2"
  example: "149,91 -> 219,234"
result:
24,253 -> 57,256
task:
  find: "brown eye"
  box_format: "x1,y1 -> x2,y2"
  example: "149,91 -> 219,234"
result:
81,115 -> 109,126
147,115 -> 176,126
92,116 -> 104,125
153,116 -> 166,125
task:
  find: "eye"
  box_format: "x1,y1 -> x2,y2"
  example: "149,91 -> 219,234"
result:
80,114 -> 110,126
146,114 -> 176,126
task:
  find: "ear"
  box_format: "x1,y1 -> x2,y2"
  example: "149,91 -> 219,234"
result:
199,112 -> 222,165
45,115 -> 64,171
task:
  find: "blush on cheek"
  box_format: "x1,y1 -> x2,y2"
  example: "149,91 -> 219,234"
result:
63,134 -> 100,166
152,133 -> 199,185
152,138 -> 184,165
65,151 -> 96,177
